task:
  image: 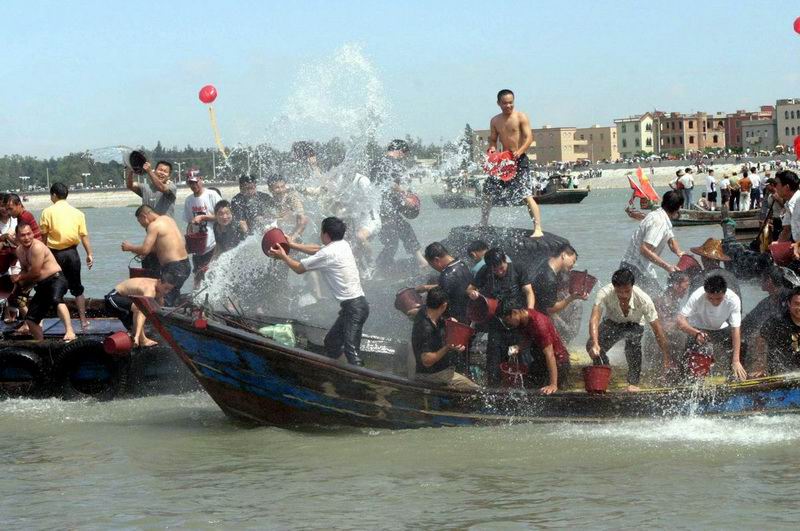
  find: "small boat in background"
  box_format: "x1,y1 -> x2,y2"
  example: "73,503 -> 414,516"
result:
432,174 -> 589,209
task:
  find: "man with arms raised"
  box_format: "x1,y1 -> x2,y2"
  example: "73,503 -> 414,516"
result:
121,205 -> 190,307
184,173 -> 221,286
10,224 -> 75,341
127,161 -> 177,217
481,89 -> 543,238
268,217 -> 369,367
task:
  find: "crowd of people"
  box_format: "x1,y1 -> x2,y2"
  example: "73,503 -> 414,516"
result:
3,87 -> 800,395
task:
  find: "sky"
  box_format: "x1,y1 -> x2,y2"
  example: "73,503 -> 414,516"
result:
1,0 -> 798,158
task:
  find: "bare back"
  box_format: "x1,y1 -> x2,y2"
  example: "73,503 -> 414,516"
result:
150,216 -> 188,264
17,239 -> 61,282
490,111 -> 531,153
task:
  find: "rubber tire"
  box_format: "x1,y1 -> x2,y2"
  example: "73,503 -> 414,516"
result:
0,347 -> 48,398
51,338 -> 127,400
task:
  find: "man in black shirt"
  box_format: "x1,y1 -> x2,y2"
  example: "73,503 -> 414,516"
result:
532,242 -> 586,315
467,248 -> 535,387
373,140 -> 426,269
230,174 -> 272,236
756,288 -> 800,375
416,242 -> 473,323
412,287 -> 479,390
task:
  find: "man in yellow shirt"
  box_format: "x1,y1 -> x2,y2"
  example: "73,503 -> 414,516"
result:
39,182 -> 94,329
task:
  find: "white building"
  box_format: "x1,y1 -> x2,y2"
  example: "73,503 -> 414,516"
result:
776,98 -> 800,147
614,112 -> 654,157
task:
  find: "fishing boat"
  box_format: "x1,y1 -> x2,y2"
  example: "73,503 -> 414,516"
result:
134,297 -> 800,430
672,207 -> 760,227
432,175 -> 589,209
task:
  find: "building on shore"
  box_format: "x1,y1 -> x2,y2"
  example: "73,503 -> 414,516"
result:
574,125 -> 619,162
741,118 -> 778,150
725,107 -> 775,149
776,98 -> 800,148
655,112 -> 726,155
614,113 -> 655,157
530,126 -> 589,164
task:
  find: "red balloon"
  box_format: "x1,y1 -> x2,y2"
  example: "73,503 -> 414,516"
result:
198,84 -> 217,104
795,16 -> 800,34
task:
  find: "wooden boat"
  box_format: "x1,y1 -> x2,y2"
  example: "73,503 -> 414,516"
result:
135,297 -> 800,430
672,207 -> 759,227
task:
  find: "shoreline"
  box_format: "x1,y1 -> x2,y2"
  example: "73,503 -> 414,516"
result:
18,161 -> 782,210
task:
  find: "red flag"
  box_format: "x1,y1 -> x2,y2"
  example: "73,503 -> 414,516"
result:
794,135 -> 800,161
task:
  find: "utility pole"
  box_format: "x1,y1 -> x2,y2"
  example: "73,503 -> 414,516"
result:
174,161 -> 184,181
46,167 -> 50,189
212,151 -> 217,181
81,172 -> 90,188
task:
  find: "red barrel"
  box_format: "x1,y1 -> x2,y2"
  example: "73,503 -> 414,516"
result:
394,288 -> 423,314
677,254 -> 702,272
262,228 -> 290,255
444,320 -> 474,349
185,232 -> 208,254
687,351 -> 713,377
770,241 -> 795,267
467,295 -> 499,323
500,361 -> 528,388
583,365 -> 612,393
103,332 -> 133,357
568,270 -> 598,296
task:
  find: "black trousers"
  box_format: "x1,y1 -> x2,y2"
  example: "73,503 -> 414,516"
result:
486,322 -> 522,387
376,211 -> 420,267
589,320 -> 644,385
50,246 -> 84,297
324,296 -> 369,364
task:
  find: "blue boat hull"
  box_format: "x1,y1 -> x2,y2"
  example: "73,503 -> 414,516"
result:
136,299 -> 800,429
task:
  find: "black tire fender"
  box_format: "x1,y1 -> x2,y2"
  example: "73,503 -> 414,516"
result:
51,338 -> 127,400
0,347 -> 48,398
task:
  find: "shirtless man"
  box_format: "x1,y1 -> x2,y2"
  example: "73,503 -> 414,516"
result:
482,89 -> 543,238
121,205 -> 191,307
10,223 -> 75,341
107,277 -> 160,347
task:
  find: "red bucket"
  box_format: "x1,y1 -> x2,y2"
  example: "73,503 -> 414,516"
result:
444,320 -> 474,349
500,361 -> 528,388
103,331 -> 133,357
394,288 -> 423,314
677,254 -> 702,272
687,351 -> 714,377
467,295 -> 499,324
568,270 -> 598,296
770,241 -> 795,267
399,191 -> 421,220
583,365 -> 612,393
262,228 -> 290,255
185,232 -> 208,254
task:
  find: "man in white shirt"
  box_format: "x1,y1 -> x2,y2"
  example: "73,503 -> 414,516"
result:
587,268 -> 671,391
719,174 -> 731,207
705,169 -> 717,211
676,275 -> 746,380
620,190 -> 686,297
748,166 -> 762,210
183,174 -> 221,287
775,170 -> 800,243
268,216 -> 369,366
679,168 -> 695,208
